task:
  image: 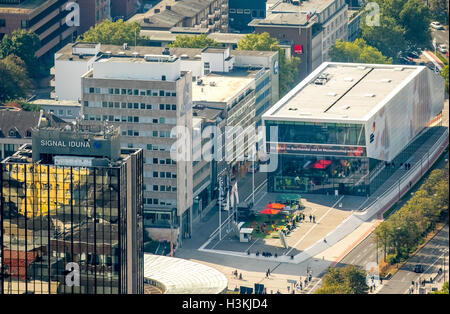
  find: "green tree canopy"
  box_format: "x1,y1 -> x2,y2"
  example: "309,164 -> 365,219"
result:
169,35 -> 221,48
316,266 -> 369,294
0,29 -> 40,77
237,32 -> 300,96
441,65 -> 449,93
0,55 -> 33,103
428,0 -> 449,24
360,0 -> 432,59
329,38 -> 392,64
79,19 -> 144,46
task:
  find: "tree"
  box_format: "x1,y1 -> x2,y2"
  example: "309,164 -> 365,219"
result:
237,32 -> 300,96
329,38 -> 392,64
169,35 -> 221,49
316,266 -> 369,294
0,55 -> 33,103
360,0 -> 432,59
399,0 -> 431,47
360,14 -> 407,59
441,65 -> 449,93
79,19 -> 143,46
428,0 -> 449,24
0,29 -> 40,77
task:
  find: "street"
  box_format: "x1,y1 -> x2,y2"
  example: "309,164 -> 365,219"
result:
378,225 -> 449,294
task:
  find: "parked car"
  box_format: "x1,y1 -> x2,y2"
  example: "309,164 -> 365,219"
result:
414,264 -> 424,273
406,50 -> 421,59
438,44 -> 448,54
430,21 -> 444,30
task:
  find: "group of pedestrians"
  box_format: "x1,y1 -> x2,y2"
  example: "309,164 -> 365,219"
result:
309,214 -> 316,223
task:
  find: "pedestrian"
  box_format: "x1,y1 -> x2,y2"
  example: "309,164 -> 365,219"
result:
299,282 -> 302,290
309,214 -> 312,222
323,238 -> 327,244
239,273 -> 242,280
266,271 -> 268,278
267,268 -> 271,276
313,215 -> 316,223
380,277 -> 383,284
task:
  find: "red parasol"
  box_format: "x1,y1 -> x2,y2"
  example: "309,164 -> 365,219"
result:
266,203 -> 285,209
260,208 -> 281,215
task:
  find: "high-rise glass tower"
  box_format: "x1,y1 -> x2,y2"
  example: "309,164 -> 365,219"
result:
0,117 -> 143,294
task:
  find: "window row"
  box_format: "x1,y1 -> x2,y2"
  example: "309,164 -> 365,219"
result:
85,101 -> 178,111
84,115 -> 140,123
143,198 -> 176,206
87,87 -> 176,97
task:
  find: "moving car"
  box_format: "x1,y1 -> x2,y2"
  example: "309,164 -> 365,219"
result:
430,21 -> 444,30
438,44 -> 448,54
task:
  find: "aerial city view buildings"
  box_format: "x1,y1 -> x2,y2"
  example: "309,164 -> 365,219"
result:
0,0 -> 449,298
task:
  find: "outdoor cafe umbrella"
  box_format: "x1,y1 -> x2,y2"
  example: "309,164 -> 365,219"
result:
266,203 -> 285,209
259,208 -> 281,215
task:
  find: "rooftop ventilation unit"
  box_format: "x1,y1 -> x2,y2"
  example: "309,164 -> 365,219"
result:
209,81 -> 216,86
341,105 -> 350,110
327,92 -> 337,96
364,93 -> 375,97
381,78 -> 392,83
288,107 -> 298,111
357,66 -> 366,70
144,54 -> 174,62
314,78 -> 327,85
344,77 -> 353,82
393,67 -> 404,71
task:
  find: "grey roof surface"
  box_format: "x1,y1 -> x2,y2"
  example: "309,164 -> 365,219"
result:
263,62 -> 422,123
0,111 -> 65,138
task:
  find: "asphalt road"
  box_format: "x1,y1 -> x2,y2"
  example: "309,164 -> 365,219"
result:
431,28 -> 449,47
336,148 -> 449,292
378,224 -> 449,294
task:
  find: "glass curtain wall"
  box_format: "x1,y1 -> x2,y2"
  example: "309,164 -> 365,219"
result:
1,163 -> 122,294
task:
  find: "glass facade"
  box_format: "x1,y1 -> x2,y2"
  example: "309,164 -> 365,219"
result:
265,121 -> 366,146
269,154 -> 370,196
0,158 -> 143,294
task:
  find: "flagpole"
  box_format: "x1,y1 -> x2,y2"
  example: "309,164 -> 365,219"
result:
219,178 -> 222,241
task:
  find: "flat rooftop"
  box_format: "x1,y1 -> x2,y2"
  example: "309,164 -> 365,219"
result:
192,69 -> 258,103
56,42 -> 277,62
0,0 -> 47,14
263,62 -> 422,123
30,99 -> 81,107
251,0 -> 334,27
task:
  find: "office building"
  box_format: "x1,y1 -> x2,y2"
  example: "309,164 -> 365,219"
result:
228,0 -> 267,33
129,0 -> 229,33
263,62 -> 445,196
250,0 -> 348,79
0,118 -> 144,294
77,0 -> 111,34
0,0 -> 78,58
51,42 -> 278,243
111,0 -> 140,21
29,99 -> 81,122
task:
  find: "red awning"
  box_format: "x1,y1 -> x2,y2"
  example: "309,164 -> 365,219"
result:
260,208 -> 281,215
266,203 -> 285,209
310,160 -> 332,169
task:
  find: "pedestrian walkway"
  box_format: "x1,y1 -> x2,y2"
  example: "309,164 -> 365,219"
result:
175,124 -> 448,294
